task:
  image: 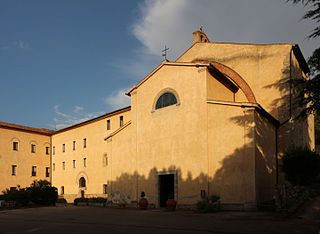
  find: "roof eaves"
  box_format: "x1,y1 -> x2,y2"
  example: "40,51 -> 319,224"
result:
53,106 -> 131,134
292,44 -> 310,75
126,62 -> 166,96
126,61 -> 206,96
0,122 -> 54,135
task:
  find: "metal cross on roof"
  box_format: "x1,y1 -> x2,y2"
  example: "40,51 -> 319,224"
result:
162,45 -> 169,60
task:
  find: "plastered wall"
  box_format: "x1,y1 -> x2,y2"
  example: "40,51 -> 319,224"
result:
0,128 -> 51,192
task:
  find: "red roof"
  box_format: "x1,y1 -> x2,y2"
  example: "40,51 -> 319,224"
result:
0,122 -> 55,135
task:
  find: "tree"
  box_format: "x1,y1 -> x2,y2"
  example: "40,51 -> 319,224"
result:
316,112 -> 320,147
28,180 -> 58,205
286,1 -> 320,117
294,48 -> 320,117
286,0 -> 320,39
2,180 -> 58,206
282,147 -> 320,185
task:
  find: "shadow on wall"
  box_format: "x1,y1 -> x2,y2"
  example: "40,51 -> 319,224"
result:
78,52 -> 313,208
229,108 -> 276,204
109,135 -> 274,208
108,166 -> 208,206
225,52 -> 313,204
263,54 -> 312,154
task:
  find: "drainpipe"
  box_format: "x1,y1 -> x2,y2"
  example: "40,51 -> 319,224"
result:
50,134 -> 52,185
289,48 -> 293,119
275,126 -> 279,185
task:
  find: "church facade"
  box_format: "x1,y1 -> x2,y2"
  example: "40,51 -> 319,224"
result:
0,31 -> 315,209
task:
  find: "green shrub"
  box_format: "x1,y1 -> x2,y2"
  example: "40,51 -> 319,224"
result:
28,180 -> 58,205
1,180 -> 57,207
282,147 -> 320,186
2,187 -> 29,206
56,198 -> 67,203
88,197 -> 107,203
196,195 -> 220,213
74,198 -> 89,205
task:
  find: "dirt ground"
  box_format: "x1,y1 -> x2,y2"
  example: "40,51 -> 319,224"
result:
0,198 -> 319,234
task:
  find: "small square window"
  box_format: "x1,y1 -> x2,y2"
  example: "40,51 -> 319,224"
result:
31,144 -> 36,153
62,144 -> 65,152
53,146 -> 55,155
46,147 -> 50,155
12,165 -> 17,176
31,166 -> 37,177
120,116 -> 123,127
107,120 -> 110,130
45,167 -> 50,177
103,184 -> 108,194
53,163 -> 55,171
73,160 -> 76,168
13,142 -> 18,151
83,138 -> 87,148
73,141 -> 76,151
83,158 -> 86,168
62,161 -> 65,170
61,186 -> 64,195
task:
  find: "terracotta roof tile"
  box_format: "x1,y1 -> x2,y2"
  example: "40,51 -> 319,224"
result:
0,122 -> 55,135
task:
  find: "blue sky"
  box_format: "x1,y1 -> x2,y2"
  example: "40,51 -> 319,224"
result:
0,0 -> 319,129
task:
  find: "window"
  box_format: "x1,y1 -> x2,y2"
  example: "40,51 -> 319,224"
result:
120,116 -> 123,127
103,155 -> 108,167
103,184 -> 108,194
53,146 -> 55,155
46,147 -> 50,155
155,92 -> 177,109
83,138 -> 87,148
107,119 -> 110,130
45,167 -> 50,177
53,163 -> 55,171
31,166 -> 37,177
73,141 -> 76,151
13,142 -> 18,151
62,144 -> 65,152
12,165 -> 17,176
73,160 -> 76,168
79,177 -> 86,188
61,186 -> 64,195
62,161 -> 65,170
83,158 -> 86,167
31,144 -> 36,153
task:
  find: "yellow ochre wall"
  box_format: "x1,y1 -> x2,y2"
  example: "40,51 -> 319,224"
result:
177,42 -> 315,153
254,111 -> 277,204
0,128 -> 51,192
0,32 -> 314,209
207,104 -> 256,205
52,109 -> 130,202
106,64 -> 209,205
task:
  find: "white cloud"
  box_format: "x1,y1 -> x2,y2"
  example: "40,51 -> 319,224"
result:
104,88 -> 131,110
0,40 -> 30,50
51,105 -> 103,130
14,40 -> 30,49
132,0 -> 214,60
131,0 -> 319,60
73,106 -> 84,114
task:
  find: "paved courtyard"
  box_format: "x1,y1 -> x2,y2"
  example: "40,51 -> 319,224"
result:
0,205 -> 318,234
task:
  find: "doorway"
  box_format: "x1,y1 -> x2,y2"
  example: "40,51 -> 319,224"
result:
159,174 -> 174,207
